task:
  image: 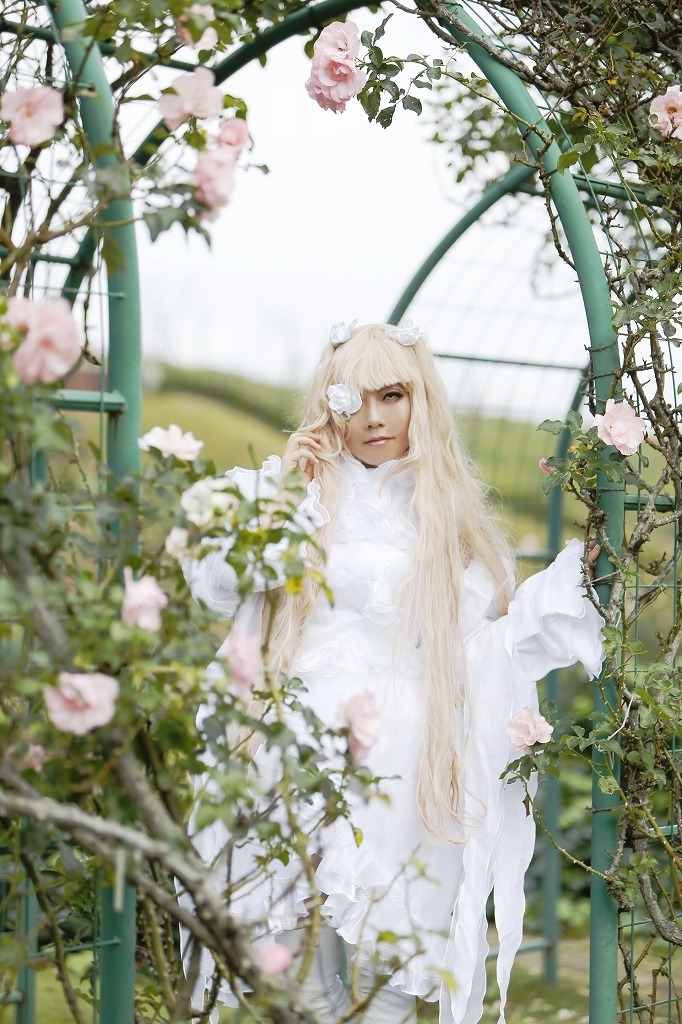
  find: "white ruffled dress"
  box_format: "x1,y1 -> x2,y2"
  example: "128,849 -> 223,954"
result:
184,453 -> 604,1024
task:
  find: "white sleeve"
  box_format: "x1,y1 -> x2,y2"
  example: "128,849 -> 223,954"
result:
504,538 -> 604,680
183,456 -> 330,617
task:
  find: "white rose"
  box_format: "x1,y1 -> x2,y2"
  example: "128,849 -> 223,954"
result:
164,526 -> 189,561
326,383 -> 362,420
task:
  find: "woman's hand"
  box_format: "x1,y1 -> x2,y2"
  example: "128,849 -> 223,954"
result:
281,430 -> 321,486
587,539 -> 600,580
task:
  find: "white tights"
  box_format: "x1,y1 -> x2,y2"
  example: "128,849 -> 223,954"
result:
276,924 -> 418,1024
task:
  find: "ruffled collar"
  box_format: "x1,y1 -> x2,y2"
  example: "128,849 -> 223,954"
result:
338,450 -> 414,488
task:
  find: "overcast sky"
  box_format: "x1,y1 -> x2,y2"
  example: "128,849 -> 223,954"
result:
130,10 -> 593,420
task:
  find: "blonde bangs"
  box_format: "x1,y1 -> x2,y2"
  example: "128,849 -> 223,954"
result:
326,324 -> 419,395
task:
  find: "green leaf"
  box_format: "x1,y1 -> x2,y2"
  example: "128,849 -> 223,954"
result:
376,105 -> 396,128
380,79 -> 400,102
402,95 -> 422,115
566,408 -> 583,433
359,85 -> 380,122
556,149 -> 581,173
373,14 -> 392,40
598,775 -> 619,795
537,419 -> 565,435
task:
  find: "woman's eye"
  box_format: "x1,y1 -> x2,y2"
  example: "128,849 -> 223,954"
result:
384,390 -> 403,401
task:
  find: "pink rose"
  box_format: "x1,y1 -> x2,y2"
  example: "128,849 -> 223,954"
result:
258,943 -> 293,976
227,629 -> 261,693
176,4 -> 218,50
0,85 -> 64,147
507,707 -> 553,756
538,458 -> 555,475
650,85 -> 682,139
306,55 -> 366,113
138,423 -> 204,461
121,567 -> 168,632
159,67 -> 223,132
313,21 -> 361,61
10,297 -> 81,384
194,147 -> 235,219
216,118 -> 249,152
593,399 -> 646,456
18,744 -> 48,772
4,296 -> 37,335
340,690 -> 381,764
44,673 -> 119,736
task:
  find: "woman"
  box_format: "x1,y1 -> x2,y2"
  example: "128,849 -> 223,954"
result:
184,321 -> 603,1024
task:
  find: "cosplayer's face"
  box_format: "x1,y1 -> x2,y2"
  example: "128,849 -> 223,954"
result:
344,384 -> 411,467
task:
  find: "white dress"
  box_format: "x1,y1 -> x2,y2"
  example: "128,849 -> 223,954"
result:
184,453 -> 604,1024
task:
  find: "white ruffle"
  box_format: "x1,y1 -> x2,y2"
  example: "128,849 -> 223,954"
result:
182,456 -> 605,1024
505,538 -> 604,680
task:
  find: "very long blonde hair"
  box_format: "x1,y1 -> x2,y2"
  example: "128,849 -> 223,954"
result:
269,324 -> 514,840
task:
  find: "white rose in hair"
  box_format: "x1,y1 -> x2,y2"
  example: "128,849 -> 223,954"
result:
326,383 -> 362,420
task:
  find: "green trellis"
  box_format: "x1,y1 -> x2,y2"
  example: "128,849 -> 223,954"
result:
2,1 -> 675,1022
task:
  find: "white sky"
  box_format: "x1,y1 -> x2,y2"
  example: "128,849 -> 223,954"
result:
134,10 -> 591,420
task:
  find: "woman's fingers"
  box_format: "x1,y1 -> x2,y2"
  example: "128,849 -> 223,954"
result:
587,541 -> 601,564
282,431 -> 322,482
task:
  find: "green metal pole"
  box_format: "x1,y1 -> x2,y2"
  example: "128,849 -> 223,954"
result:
99,885 -> 136,1024
46,4 -> 141,1022
47,0 -> 141,477
540,376 -> 588,985
15,884 -> 37,1024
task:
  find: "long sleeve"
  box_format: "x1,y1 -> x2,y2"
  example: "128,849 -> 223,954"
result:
504,538 -> 604,680
183,456 -> 330,617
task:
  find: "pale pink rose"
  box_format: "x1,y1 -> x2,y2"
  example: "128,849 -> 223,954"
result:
194,147 -> 235,219
216,117 -> 249,152
538,458 -> 555,475
227,629 -> 261,693
121,567 -> 168,632
10,297 -> 81,384
176,4 -> 218,50
313,21 -> 361,61
159,67 -> 223,132
306,55 -> 366,112
44,673 -> 119,736
258,943 -> 293,976
138,423 -> 204,461
340,690 -> 381,764
507,707 -> 553,756
18,744 -> 48,772
4,296 -> 37,335
0,85 -> 64,147
593,399 -> 646,456
649,85 -> 682,139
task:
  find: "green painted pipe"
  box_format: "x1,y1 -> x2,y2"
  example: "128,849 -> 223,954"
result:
47,0 -> 141,485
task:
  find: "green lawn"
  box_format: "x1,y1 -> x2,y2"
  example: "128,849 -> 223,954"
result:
26,952 -> 589,1023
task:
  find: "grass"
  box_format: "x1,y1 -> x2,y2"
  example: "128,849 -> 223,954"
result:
23,951 -> 590,1024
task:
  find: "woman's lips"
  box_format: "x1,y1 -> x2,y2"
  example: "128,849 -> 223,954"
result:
366,437 -> 391,446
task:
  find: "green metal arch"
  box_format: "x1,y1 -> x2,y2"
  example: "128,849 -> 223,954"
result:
46,4 -> 624,1021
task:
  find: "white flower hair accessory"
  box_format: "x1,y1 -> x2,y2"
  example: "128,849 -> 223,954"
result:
327,383 -> 362,421
329,319 -> 358,346
386,318 -> 426,346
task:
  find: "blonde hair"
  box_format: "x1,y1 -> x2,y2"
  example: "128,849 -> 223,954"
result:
268,324 -> 514,840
